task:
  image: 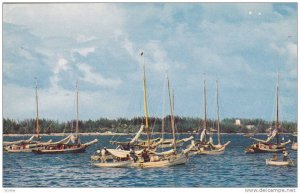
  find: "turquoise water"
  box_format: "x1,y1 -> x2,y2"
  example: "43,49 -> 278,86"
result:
3,134 -> 297,187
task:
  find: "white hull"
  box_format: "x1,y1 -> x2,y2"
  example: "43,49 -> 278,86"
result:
198,148 -> 225,155
93,161 -> 132,168
132,153 -> 188,168
266,159 -> 292,166
92,153 -> 188,168
291,142 -> 297,151
192,143 -> 227,155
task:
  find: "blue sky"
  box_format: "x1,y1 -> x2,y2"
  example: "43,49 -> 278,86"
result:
3,3 -> 297,122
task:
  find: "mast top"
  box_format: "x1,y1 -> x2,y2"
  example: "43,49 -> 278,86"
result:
141,52 -> 150,148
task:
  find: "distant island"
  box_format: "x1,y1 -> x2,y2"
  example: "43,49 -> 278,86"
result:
3,117 -> 297,135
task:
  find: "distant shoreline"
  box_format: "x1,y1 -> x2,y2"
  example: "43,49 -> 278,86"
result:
3,132 -> 296,137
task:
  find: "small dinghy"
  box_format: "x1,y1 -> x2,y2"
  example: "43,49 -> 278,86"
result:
265,150 -> 294,166
291,142 -> 297,151
266,159 -> 293,166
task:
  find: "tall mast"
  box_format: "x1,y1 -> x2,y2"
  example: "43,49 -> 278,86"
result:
216,80 -> 221,145
276,73 -> 279,145
161,76 -> 166,141
203,79 -> 207,138
172,88 -> 175,115
35,78 -> 40,140
167,76 -> 176,151
161,115 -> 165,141
76,80 -> 79,139
141,52 -> 150,148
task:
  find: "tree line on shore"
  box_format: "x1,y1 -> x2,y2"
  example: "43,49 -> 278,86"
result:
3,117 -> 297,134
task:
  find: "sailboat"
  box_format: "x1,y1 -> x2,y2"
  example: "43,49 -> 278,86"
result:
130,75 -> 195,168
194,80 -> 230,155
3,80 -> 52,153
245,73 -> 291,154
157,80 -> 193,149
32,81 -> 98,154
92,52 -> 194,168
109,64 -> 192,151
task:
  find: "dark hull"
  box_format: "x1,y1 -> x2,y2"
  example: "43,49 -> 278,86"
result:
245,145 -> 285,154
32,146 -> 86,154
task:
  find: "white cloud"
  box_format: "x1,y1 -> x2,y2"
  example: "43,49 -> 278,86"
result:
72,47 -> 96,57
3,4 -> 125,39
50,58 -> 69,89
77,63 -> 122,88
57,58 -> 68,72
76,35 -> 96,43
146,41 -> 170,73
3,83 -> 129,121
2,3 -> 297,121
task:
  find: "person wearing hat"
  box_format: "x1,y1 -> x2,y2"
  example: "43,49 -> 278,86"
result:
271,154 -> 278,161
101,147 -> 108,163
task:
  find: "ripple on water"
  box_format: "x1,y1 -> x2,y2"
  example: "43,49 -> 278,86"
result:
3,135 -> 297,187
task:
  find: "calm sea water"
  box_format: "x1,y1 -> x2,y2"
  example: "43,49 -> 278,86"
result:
3,134 -> 297,187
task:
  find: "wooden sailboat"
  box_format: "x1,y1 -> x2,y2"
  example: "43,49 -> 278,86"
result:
194,80 -> 230,155
4,80 -> 52,153
245,73 -> 290,154
92,52 -> 194,168
190,79 -> 209,153
109,62 -> 192,150
157,80 -> 193,149
32,81 -> 97,154
108,53 -> 155,150
266,149 -> 294,166
130,73 -> 194,168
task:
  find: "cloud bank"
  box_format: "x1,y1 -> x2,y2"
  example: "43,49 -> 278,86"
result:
3,3 -> 297,121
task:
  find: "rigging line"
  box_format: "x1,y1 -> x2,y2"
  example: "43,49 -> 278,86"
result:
161,73 -> 167,140
216,80 -> 221,144
271,74 -> 277,130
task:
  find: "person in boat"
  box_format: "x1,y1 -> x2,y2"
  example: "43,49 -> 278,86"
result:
271,154 -> 278,161
130,147 -> 138,162
283,150 -> 288,161
101,147 -> 108,163
119,154 -> 130,161
125,143 -> 131,151
141,148 -> 150,162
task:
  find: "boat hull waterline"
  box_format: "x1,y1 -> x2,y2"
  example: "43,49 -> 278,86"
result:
265,159 -> 293,166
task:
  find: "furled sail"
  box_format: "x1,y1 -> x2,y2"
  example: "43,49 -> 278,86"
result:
149,138 -> 164,148
84,139 -> 98,147
250,129 -> 277,143
179,136 -> 194,143
200,128 -> 207,142
106,149 -> 143,158
182,140 -> 196,154
130,125 -> 144,144
51,134 -> 76,145
110,125 -> 145,146
149,149 -> 175,156
3,135 -> 38,146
